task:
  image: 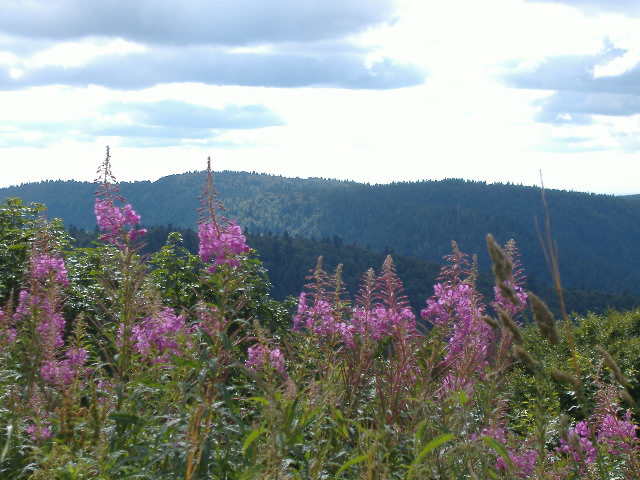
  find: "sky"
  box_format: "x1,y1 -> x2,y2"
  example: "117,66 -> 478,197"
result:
1,0 -> 640,194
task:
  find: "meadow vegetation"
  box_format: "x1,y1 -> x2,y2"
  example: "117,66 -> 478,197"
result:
0,150 -> 639,479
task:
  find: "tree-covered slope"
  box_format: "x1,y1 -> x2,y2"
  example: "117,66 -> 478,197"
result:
3,172 -> 640,294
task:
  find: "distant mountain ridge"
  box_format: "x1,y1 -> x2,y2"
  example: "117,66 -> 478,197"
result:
3,171 -> 640,295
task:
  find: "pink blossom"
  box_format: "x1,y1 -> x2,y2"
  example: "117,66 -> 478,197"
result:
129,308 -> 191,364
269,348 -> 286,374
13,289 -> 30,320
246,344 -> 266,369
495,449 -> 537,478
94,198 -> 146,246
422,282 -> 492,371
195,303 -> 227,338
246,344 -> 286,374
40,360 -> 73,386
197,157 -> 249,271
479,427 -> 537,478
598,411 -> 638,454
14,289 -> 66,349
26,423 -> 52,442
557,420 -> 597,464
198,221 -> 249,271
40,346 -> 88,386
31,254 -> 69,286
292,294 -> 351,337
350,304 -> 416,341
65,346 -> 89,368
36,309 -> 66,350
493,282 -> 528,318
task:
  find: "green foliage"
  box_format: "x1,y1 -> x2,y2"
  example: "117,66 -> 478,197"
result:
0,197 -> 45,304
148,231 -> 202,309
3,187 -> 640,478
516,308 -> 640,417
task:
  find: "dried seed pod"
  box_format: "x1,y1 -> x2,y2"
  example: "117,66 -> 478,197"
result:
482,315 -> 501,330
498,281 -> 520,307
552,369 -> 581,389
528,291 -> 560,345
497,306 -> 523,345
621,389 -> 636,407
486,234 -> 513,283
514,345 -> 537,372
597,346 -> 631,389
559,414 -> 570,443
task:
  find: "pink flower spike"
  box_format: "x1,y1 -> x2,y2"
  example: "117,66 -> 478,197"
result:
31,254 -> 69,286
198,221 -> 249,270
95,198 -> 146,246
246,344 -> 286,374
197,159 -> 250,270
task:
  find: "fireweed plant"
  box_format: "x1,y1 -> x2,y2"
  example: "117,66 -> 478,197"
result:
0,152 -> 639,478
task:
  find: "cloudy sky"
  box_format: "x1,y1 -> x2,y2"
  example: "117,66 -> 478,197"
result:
1,0 -> 640,194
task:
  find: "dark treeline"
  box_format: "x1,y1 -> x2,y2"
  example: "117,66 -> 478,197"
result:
69,224 -> 640,317
6,171 -> 640,296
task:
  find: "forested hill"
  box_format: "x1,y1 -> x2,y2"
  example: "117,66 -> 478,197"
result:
3,171 -> 640,295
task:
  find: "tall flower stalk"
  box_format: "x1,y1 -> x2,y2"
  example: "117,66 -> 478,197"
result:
93,147 -> 148,385
198,157 -> 249,272
2,218 -> 90,451
11,224 -> 77,392
421,244 -> 493,397
94,147 -> 146,248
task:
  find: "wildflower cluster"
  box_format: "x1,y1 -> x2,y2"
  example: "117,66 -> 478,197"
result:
194,302 -> 227,338
14,288 -> 64,347
421,246 -> 495,394
558,419 -> 597,463
246,343 -> 286,374
599,411 -> 638,454
422,281 -> 490,358
293,256 -> 416,348
129,307 -> 191,365
293,293 -> 351,336
94,147 -> 146,246
198,221 -> 249,269
0,309 -> 16,353
95,199 -> 146,245
198,157 -> 249,272
11,240 -> 89,389
555,380 -> 640,468
349,303 -> 416,341
40,346 -> 88,387
31,253 -> 69,286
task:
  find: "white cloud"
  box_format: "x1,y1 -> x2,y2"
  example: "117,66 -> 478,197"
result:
0,0 -> 398,45
1,0 -> 640,194
30,38 -> 146,68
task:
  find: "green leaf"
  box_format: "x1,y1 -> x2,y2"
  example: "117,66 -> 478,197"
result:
239,464 -> 264,480
406,433 -> 454,479
242,427 -> 264,456
415,419 -> 427,442
482,435 -> 514,469
109,412 -> 143,426
0,425 -> 12,463
336,454 -> 368,475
